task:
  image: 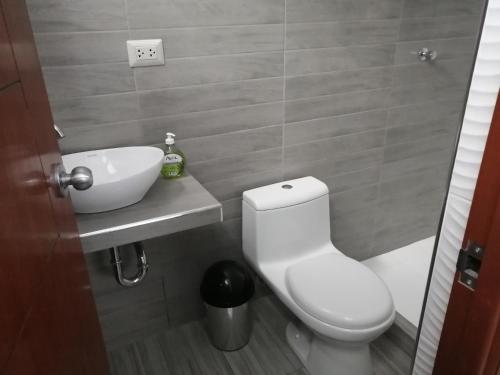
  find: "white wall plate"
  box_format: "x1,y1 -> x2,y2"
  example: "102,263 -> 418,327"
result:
126,39 -> 165,68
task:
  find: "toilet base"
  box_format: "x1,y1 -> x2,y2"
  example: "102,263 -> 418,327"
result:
286,321 -> 373,375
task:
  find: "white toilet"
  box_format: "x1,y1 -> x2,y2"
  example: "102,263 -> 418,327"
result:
242,176 -> 395,375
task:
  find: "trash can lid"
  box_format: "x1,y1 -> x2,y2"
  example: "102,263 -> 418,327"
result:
200,260 -> 255,308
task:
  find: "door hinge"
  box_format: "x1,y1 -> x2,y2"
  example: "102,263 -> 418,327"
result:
456,241 -> 485,290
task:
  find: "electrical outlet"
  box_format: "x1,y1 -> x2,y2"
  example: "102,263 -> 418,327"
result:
127,39 -> 164,68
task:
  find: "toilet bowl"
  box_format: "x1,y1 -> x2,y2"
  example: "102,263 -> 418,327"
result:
242,176 -> 395,375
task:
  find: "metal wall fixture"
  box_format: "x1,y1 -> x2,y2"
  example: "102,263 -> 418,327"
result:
413,47 -> 438,62
110,242 -> 149,287
53,124 -> 65,139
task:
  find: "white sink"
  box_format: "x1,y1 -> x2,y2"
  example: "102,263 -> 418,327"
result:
63,146 -> 164,213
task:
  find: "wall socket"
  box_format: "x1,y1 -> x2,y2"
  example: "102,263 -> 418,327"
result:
127,39 -> 165,68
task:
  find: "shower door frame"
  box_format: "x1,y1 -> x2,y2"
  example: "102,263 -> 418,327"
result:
433,91 -> 500,374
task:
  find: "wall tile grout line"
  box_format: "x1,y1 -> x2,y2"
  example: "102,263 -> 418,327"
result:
281,0 -> 287,178
47,76 -> 285,99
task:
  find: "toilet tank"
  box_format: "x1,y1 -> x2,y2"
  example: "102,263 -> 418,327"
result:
242,177 -> 331,267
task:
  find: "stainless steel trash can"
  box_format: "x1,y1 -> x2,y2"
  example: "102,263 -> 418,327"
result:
200,260 -> 255,351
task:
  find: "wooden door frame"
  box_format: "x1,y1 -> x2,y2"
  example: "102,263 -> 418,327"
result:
433,91 -> 500,374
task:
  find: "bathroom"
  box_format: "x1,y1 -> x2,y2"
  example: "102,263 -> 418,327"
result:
2,0 -> 500,374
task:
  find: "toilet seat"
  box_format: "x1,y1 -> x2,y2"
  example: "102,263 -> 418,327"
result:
286,253 -> 394,330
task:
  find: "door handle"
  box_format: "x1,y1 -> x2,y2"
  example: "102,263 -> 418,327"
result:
53,163 -> 93,197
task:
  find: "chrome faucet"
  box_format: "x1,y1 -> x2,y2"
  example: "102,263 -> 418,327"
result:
53,124 -> 65,139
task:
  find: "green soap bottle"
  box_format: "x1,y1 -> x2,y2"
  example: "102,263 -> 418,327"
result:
161,132 -> 185,178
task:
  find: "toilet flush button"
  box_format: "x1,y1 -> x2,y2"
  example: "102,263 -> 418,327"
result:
282,184 -> 293,189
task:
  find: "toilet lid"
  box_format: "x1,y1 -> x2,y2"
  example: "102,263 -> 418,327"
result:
286,253 -> 394,330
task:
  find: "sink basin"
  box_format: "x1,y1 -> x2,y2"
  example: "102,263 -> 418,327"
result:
63,146 -> 164,213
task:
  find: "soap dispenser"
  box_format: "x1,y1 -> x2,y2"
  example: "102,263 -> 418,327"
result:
161,132 -> 185,178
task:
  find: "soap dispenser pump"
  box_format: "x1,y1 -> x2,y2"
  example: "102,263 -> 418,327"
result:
161,132 -> 185,178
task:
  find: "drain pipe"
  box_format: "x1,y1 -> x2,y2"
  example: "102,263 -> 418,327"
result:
110,242 -> 149,287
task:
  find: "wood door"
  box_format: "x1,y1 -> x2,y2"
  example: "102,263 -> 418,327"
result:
433,91 -> 500,374
0,1 -> 109,374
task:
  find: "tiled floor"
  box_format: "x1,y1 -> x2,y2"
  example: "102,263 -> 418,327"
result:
363,237 -> 435,327
108,295 -> 412,375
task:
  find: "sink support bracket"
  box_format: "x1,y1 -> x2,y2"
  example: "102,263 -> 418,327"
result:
109,242 -> 149,287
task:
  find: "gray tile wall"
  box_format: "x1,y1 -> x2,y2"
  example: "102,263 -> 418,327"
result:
26,0 -> 484,345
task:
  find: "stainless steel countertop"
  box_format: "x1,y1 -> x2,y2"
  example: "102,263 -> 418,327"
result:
76,173 -> 222,253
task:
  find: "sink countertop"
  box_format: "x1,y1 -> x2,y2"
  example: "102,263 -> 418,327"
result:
76,173 -> 223,253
